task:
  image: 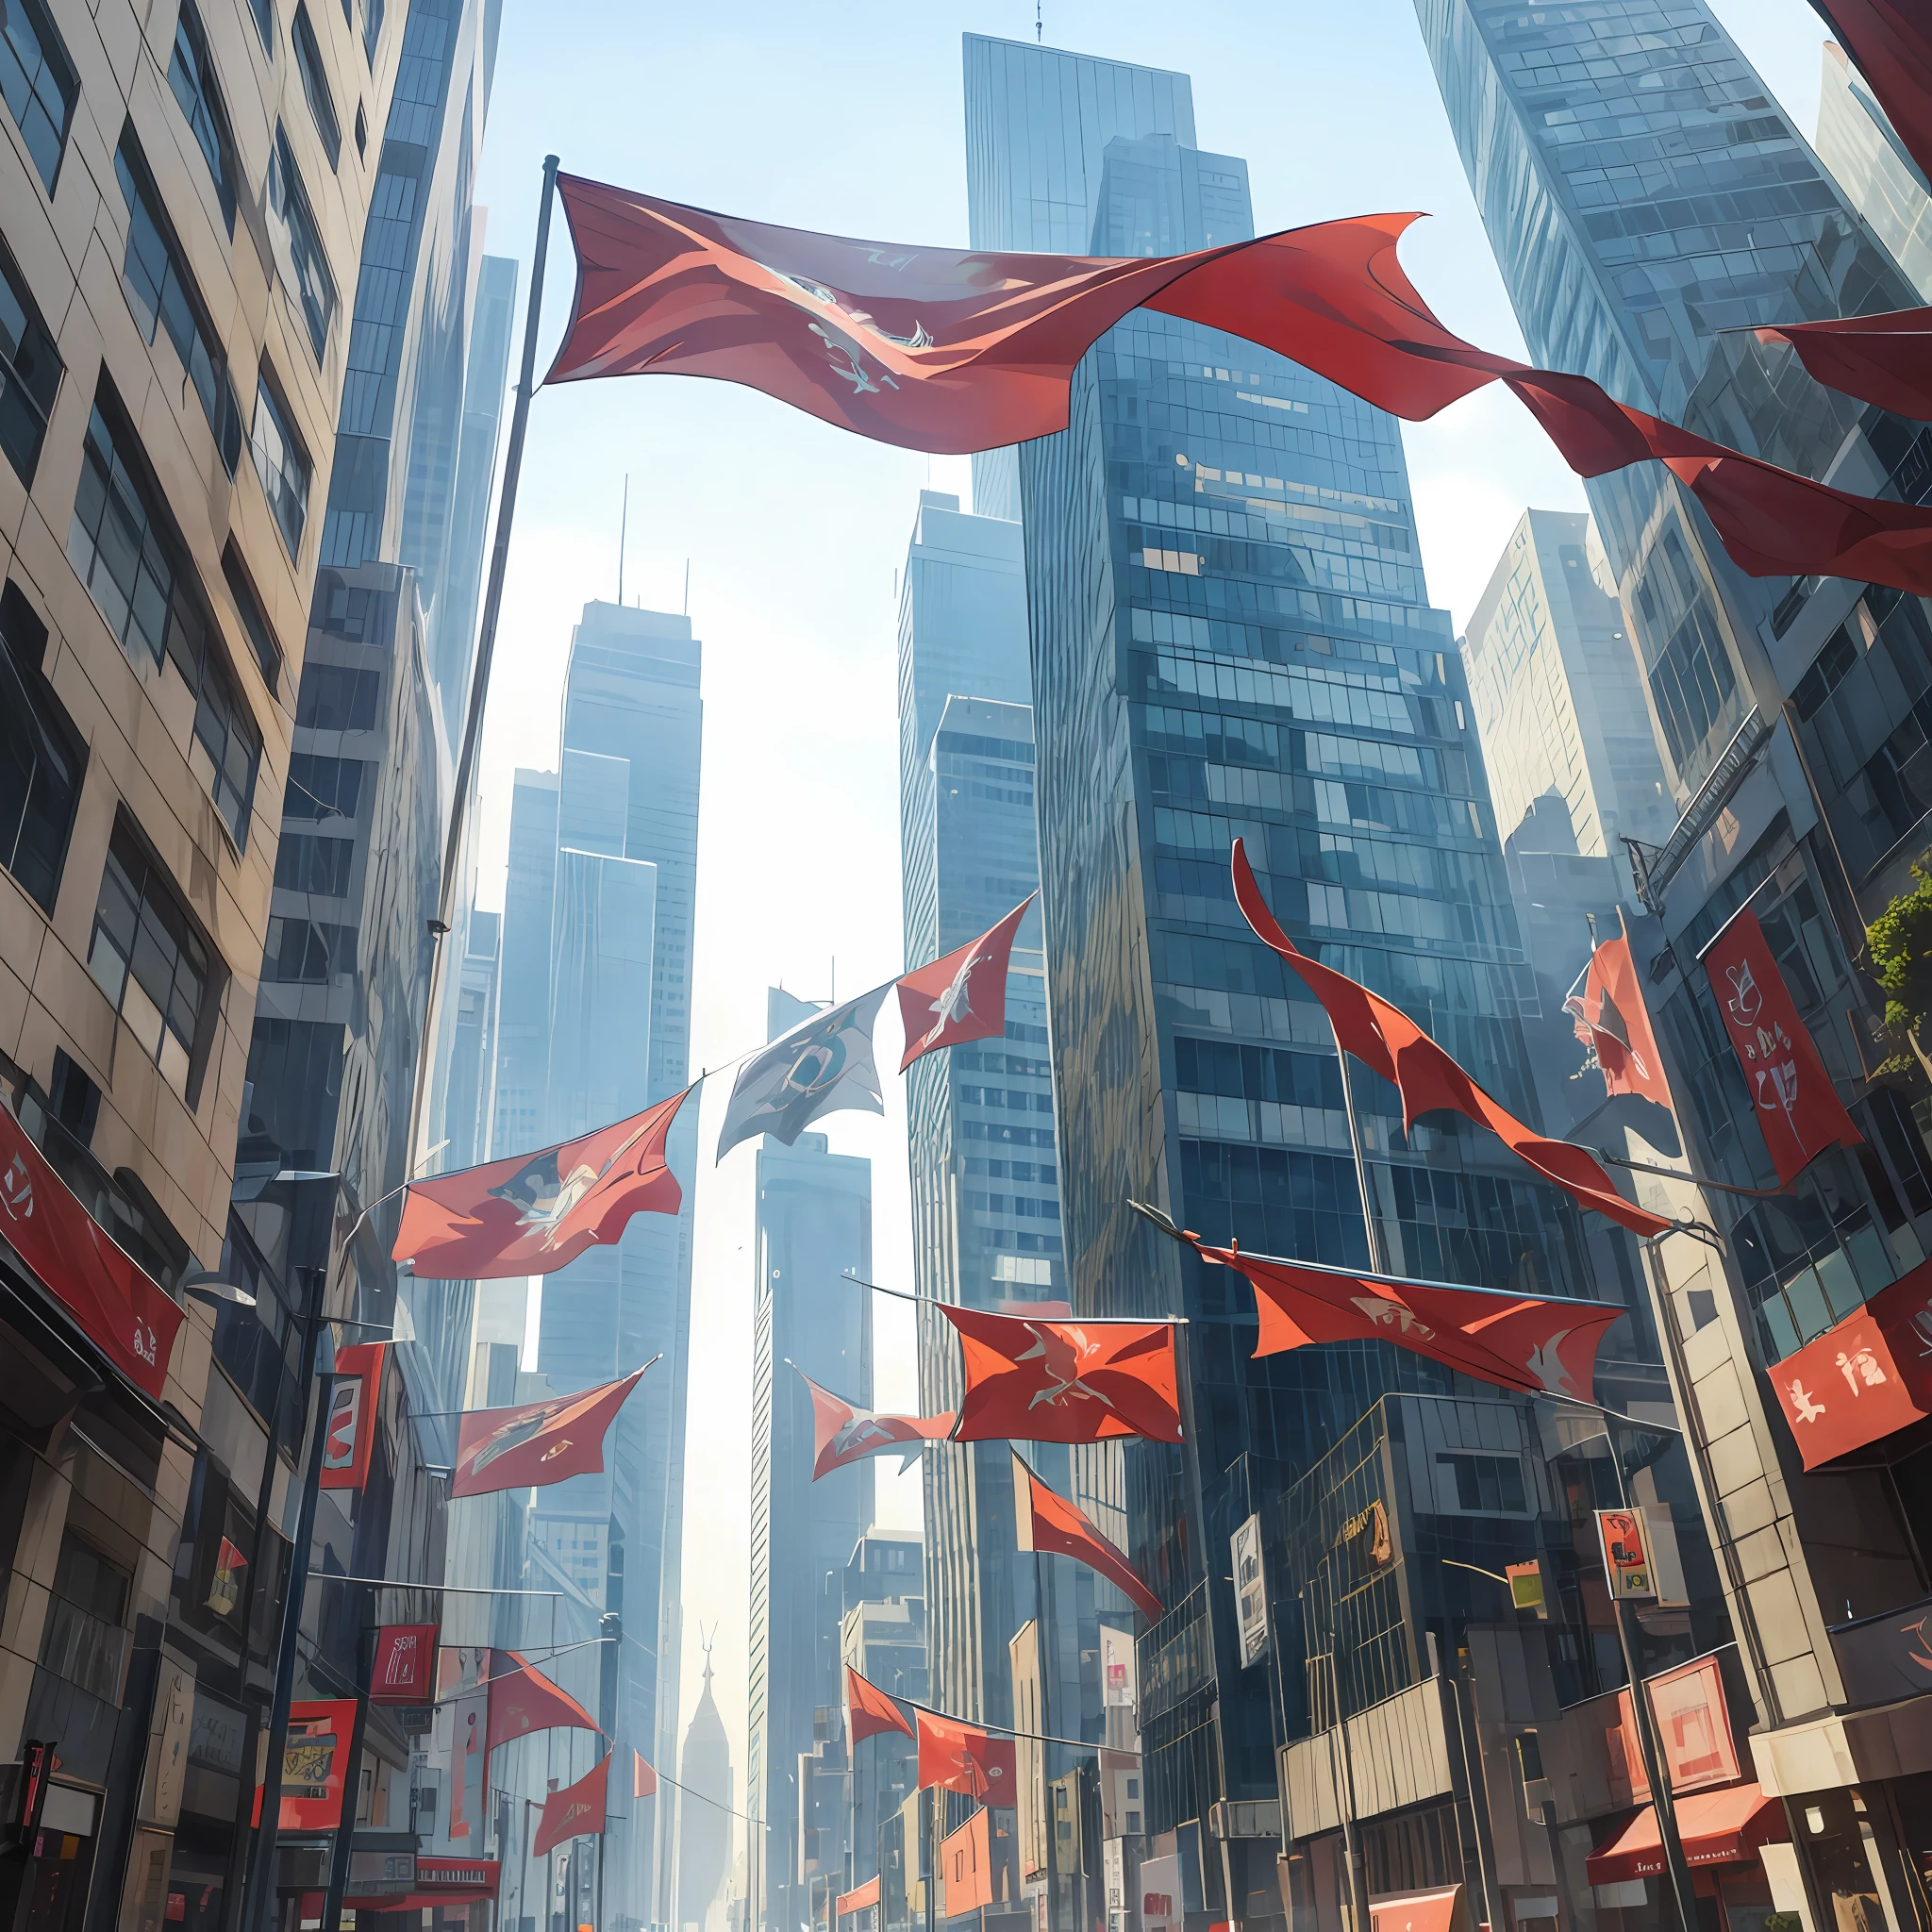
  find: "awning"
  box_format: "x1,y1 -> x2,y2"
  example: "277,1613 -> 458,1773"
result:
344,1894 -> 493,1914
1369,1886 -> 1468,1932
835,1876 -> 880,1920
1586,1783 -> 1789,1884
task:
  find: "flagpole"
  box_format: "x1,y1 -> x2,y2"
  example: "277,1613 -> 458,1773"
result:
1333,1033 -> 1386,1274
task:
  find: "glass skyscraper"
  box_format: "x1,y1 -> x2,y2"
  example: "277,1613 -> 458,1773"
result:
1816,37 -> 1932,302
492,600 -> 703,1924
987,34 -> 1602,1875
744,991 -> 873,1932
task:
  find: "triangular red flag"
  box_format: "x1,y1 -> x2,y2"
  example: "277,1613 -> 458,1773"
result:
798,1369 -> 954,1478
394,1089 -> 689,1279
1011,1453 -> 1162,1623
633,1751 -> 658,1798
450,1367 -> 648,1498
942,1306 -> 1182,1444
897,898 -> 1033,1071
1231,842 -> 1672,1240
487,1652 -> 602,1758
846,1665 -> 914,1744
532,1753 -> 609,1857
916,1711 -> 1015,1801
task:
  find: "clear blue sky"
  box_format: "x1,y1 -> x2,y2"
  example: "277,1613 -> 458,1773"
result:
464,0 -> 1839,1792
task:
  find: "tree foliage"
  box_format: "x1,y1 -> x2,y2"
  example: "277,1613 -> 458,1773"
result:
1867,862 -> 1932,1053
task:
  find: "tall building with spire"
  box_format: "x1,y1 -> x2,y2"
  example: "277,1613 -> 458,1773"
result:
676,1636 -> 734,1932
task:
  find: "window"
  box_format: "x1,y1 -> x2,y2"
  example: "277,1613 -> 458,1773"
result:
266,125 -> 336,359
250,372 -> 311,556
0,236 -> 60,486
1791,625 -> 1856,722
285,751 -> 362,820
295,659 -> 380,730
115,128 -> 243,472
222,541 -> 284,693
87,820 -> 214,1094
274,832 -> 354,895
22,1534 -> 131,1785
192,647 -> 260,843
0,0 -> 76,193
167,1 -> 240,234
265,915 -> 355,981
1436,1452 -> 1527,1515
290,5 -> 341,167
0,582 -> 85,914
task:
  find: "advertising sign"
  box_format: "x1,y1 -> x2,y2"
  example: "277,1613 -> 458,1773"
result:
1594,1509 -> 1656,1601
1232,1515 -> 1270,1668
1645,1655 -> 1740,1794
319,1345 -> 384,1492
279,1699 -> 358,1831
1100,1624 -> 1138,1710
372,1624 -> 439,1704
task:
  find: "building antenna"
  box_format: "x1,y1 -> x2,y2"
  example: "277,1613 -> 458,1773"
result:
1035,0 -> 1042,42
618,474 -> 628,606
683,557 -> 691,615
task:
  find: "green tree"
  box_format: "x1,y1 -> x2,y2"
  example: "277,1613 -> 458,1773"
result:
1867,862 -> 1932,1067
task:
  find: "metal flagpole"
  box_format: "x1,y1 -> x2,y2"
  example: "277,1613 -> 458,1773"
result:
1332,1030 -> 1385,1274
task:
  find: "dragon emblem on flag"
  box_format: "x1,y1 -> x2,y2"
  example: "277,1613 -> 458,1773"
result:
1017,1324 -> 1116,1413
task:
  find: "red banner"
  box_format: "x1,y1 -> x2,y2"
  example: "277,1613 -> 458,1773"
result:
1566,931 -> 1673,1110
943,1305 -> 1183,1444
800,1369 -> 954,1478
1012,1452 -> 1162,1622
897,898 -> 1032,1071
278,1699 -> 358,1831
1703,908 -> 1861,1186
394,1089 -> 688,1280
1232,845 -> 1672,1239
1770,1256 -> 1932,1468
846,1664 -> 915,1744
532,1754 -> 609,1857
371,1624 -> 438,1704
633,1751 -> 658,1798
451,1367 -> 647,1498
0,1101 -> 184,1400
319,1343 -> 384,1492
486,1650 -> 601,1757
541,175 -> 1932,600
916,1711 -> 1015,1802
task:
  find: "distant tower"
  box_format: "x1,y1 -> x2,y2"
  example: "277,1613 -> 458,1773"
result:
676,1631 -> 733,1932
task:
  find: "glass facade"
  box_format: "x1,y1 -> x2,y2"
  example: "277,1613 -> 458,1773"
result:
1816,38 -> 1932,302
993,31 -> 1607,1841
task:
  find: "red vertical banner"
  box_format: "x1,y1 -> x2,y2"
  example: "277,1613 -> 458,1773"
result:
1702,908 -> 1860,1185
371,1624 -> 439,1703
319,1343 -> 384,1491
277,1699 -> 359,1830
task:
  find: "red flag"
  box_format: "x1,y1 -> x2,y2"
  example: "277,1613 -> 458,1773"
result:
393,1089 -> 688,1280
916,1711 -> 1016,1802
897,899 -> 1033,1071
943,1306 -> 1182,1444
1808,0 -> 1932,178
1565,928 -> 1673,1110
541,176 -> 1932,600
634,1751 -> 658,1798
371,1624 -> 438,1704
798,1369 -> 954,1478
1170,1227 -> 1619,1401
207,1537 -> 248,1617
532,1753 -> 609,1857
451,1367 -> 648,1498
486,1651 -> 601,1757
1754,309 -> 1932,422
1232,843 -> 1672,1240
846,1665 -> 915,1743
1703,908 -> 1862,1186
0,1100 -> 184,1400
1011,1452 -> 1162,1622
319,1343 -> 384,1491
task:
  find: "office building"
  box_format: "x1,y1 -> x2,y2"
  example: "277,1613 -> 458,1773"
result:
1417,6 -> 1932,1922
841,1530 -> 927,1910
991,37 -> 1619,1917
746,991 -> 874,1932
492,599 -> 705,1926
1816,38 -> 1932,301
676,1641 -> 734,1932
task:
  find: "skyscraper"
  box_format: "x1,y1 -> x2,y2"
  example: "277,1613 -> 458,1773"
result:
996,35 -> 1602,1897
744,993 -> 873,1932
1417,5 -> 1932,1914
492,600 -> 704,1924
1816,38 -> 1932,301
676,1641 -> 735,1932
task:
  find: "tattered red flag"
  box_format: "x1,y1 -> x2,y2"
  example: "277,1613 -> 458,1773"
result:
1703,908 -> 1862,1187
1565,927 -> 1673,1111
1155,1220 -> 1620,1401
1808,0 -> 1932,179
393,1089 -> 688,1280
943,1306 -> 1182,1444
898,898 -> 1033,1072
487,1651 -> 602,1757
1231,842 -> 1672,1241
1011,1452 -> 1162,1622
916,1711 -> 1016,1801
541,176 -> 1932,598
1753,309 -> 1932,422
846,1665 -> 915,1744
797,1368 -> 955,1479
451,1367 -> 649,1498
532,1753 -> 609,1857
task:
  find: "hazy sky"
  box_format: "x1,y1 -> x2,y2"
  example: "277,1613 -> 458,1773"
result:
463,0 -> 1838,1815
